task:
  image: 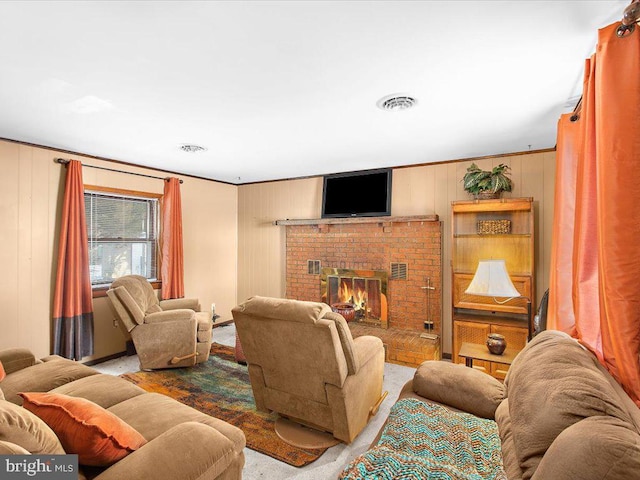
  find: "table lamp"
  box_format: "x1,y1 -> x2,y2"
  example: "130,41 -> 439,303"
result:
465,259 -> 532,340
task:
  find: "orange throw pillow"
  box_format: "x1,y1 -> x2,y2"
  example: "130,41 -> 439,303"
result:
19,392 -> 147,466
0,361 -> 5,381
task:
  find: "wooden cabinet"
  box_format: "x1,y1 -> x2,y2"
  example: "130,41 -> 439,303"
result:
453,316 -> 529,379
451,197 -> 534,379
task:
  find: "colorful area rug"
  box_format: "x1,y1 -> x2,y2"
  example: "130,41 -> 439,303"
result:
340,398 -> 506,479
120,343 -> 328,467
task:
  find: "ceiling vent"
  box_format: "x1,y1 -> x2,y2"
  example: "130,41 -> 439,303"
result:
377,94 -> 417,111
179,144 -> 207,153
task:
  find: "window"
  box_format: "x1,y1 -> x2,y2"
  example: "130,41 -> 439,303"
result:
84,187 -> 160,287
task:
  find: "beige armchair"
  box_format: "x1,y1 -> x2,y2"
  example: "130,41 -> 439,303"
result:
232,296 -> 386,445
106,275 -> 212,370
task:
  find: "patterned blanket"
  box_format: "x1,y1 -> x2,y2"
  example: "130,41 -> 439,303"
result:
340,398 -> 506,480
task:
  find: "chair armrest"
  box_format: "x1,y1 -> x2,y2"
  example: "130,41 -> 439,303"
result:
412,361 -> 505,419
0,348 -> 36,375
159,298 -> 201,312
144,309 -> 195,324
94,422 -> 238,480
352,336 -> 383,373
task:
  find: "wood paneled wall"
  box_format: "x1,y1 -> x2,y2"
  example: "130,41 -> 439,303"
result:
238,151 -> 556,354
0,136 -> 554,360
0,139 -> 238,361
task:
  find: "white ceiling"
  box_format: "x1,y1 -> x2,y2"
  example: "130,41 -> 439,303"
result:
0,1 -> 626,184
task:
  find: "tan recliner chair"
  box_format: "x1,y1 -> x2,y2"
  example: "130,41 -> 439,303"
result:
106,275 -> 212,370
232,296 -> 386,445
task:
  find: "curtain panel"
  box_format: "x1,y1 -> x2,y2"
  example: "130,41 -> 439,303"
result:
160,177 -> 185,299
52,160 -> 94,360
550,22 -> 640,406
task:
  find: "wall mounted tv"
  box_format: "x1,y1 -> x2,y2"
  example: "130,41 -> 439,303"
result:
321,168 -> 392,218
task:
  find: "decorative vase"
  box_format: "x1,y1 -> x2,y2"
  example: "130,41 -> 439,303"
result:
331,303 -> 356,322
486,333 -> 507,355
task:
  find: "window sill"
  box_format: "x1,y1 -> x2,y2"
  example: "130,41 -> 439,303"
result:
92,280 -> 161,299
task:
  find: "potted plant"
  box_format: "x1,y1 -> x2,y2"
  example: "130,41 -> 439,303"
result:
463,163 -> 513,199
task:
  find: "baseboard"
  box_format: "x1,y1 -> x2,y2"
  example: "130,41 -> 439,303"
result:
442,352 -> 452,360
83,351 -> 127,366
213,318 -> 234,328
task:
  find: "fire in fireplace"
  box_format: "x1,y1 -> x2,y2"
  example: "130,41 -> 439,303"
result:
321,268 -> 388,328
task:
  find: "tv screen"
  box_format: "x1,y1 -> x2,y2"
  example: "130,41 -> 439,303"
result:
322,169 -> 392,218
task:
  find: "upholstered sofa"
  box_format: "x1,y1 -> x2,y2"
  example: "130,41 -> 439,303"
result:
341,330 -> 640,479
0,348 -> 245,479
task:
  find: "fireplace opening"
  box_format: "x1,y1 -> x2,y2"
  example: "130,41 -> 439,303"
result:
321,268 -> 388,328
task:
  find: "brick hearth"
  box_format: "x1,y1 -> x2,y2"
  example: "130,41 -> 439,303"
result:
279,216 -> 442,366
349,323 -> 440,367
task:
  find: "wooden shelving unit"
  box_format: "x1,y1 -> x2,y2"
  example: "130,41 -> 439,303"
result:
451,197 -> 534,380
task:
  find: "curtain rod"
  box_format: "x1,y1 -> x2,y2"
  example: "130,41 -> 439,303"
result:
618,0 -> 640,36
55,158 -> 183,184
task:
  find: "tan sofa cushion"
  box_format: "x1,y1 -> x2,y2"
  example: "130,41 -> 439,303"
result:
532,416 -> 640,480
107,392 -> 246,451
0,399 -> 65,454
495,398 -> 523,480
412,360 -> 505,419
506,330 -> 636,480
0,348 -> 36,374
50,374 -> 146,409
0,440 -> 30,454
0,359 -> 99,405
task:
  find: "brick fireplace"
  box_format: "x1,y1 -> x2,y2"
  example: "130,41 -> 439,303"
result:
277,215 -> 442,366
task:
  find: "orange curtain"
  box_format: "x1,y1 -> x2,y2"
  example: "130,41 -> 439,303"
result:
547,112 -> 579,336
52,160 -> 94,360
549,22 -> 640,406
161,177 -> 184,299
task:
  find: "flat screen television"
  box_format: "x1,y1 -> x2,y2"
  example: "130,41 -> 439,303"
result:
321,168 -> 392,218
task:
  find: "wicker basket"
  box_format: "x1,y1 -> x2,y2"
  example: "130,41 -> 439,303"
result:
477,219 -> 511,235
474,191 -> 501,200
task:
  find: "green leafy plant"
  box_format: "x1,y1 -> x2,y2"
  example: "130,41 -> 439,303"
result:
462,163 -> 513,196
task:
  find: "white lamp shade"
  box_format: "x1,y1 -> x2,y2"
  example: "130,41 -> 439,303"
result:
465,260 -> 520,298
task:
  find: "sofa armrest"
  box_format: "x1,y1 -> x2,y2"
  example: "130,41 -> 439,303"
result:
40,355 -> 67,363
94,422 -> 238,480
144,309 -> 195,324
159,298 -> 201,312
412,361 -> 505,419
0,348 -> 36,375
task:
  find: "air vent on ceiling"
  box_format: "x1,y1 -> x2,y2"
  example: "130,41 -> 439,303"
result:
377,94 -> 417,111
390,262 -> 408,280
179,144 -> 207,153
307,260 -> 321,275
